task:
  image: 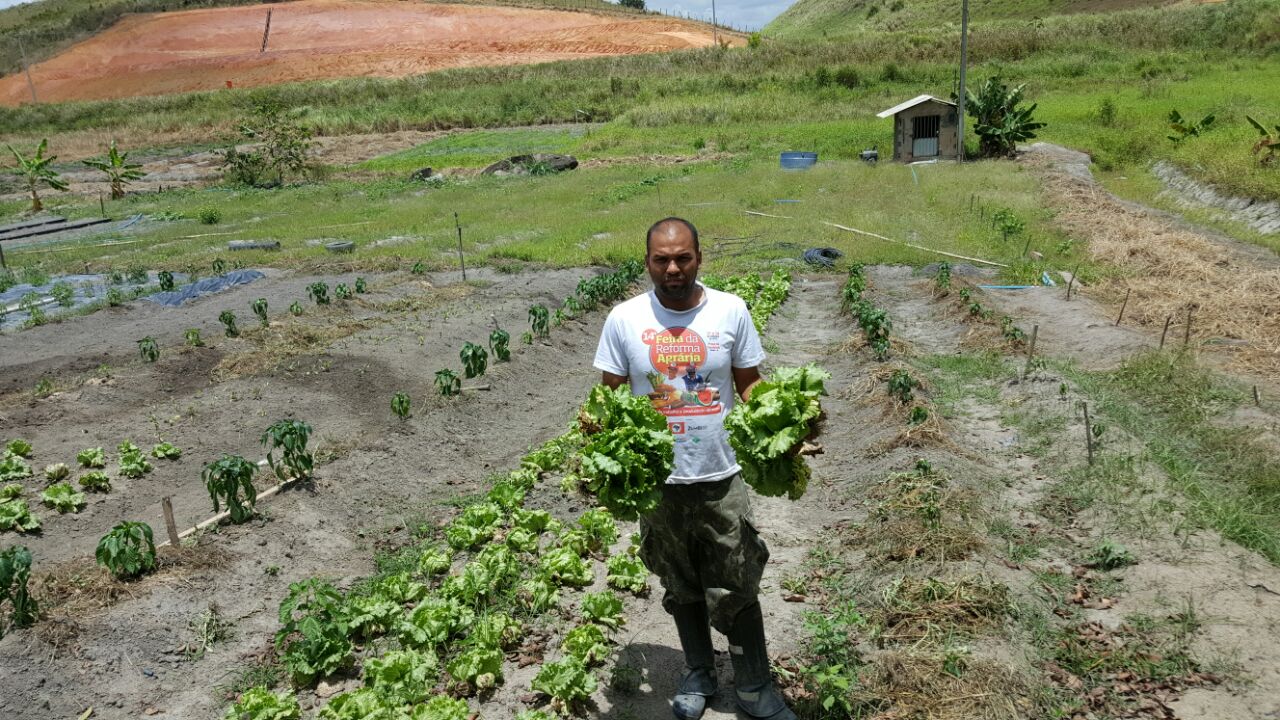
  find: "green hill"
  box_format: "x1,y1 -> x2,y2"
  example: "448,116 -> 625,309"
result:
765,0 -> 1187,38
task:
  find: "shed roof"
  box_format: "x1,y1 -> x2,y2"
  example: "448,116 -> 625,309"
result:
876,94 -> 957,119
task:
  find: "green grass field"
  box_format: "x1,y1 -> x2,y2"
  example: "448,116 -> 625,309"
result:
5,156 -> 1086,282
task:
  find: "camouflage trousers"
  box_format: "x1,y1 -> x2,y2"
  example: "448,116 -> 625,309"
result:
638,474 -> 771,634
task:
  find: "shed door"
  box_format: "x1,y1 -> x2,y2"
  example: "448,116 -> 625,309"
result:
912,115 -> 940,157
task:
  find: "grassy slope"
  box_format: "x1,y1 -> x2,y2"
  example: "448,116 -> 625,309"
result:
0,0 -> 643,77
765,0 -> 1185,39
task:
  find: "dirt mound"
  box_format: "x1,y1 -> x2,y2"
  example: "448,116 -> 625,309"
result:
0,0 -> 733,106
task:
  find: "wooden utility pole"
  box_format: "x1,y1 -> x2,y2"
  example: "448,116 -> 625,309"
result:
711,0 -> 719,47
260,9 -> 273,53
957,0 -> 969,163
18,37 -> 37,104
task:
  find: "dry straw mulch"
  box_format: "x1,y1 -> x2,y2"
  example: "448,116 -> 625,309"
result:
1027,153 -> 1280,380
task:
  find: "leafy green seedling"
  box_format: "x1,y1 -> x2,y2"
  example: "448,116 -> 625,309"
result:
77,447 -> 106,468
41,483 -> 85,513
152,442 -> 182,460
79,471 -> 111,493
44,463 -> 70,482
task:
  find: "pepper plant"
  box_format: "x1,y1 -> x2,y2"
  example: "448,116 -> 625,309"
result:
289,300 -> 303,316
184,328 -> 204,347
435,369 -> 460,397
251,297 -> 269,327
335,283 -> 353,300
138,336 -> 159,363
203,454 -> 259,523
489,328 -> 510,362
96,521 -> 157,579
219,310 -> 239,337
392,392 -> 411,420
529,304 -> 550,339
212,258 -> 226,275
0,545 -> 38,635
460,342 -> 488,379
308,282 -> 330,306
262,419 -> 313,482
354,277 -> 367,294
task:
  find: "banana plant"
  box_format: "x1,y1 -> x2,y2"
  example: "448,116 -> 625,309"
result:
82,140 -> 145,200
1247,116 -> 1279,165
460,342 -> 488,379
6,138 -> 68,212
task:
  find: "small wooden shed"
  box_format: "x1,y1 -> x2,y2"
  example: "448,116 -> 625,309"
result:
876,95 -> 959,163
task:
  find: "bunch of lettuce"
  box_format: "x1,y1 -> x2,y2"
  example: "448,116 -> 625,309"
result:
725,364 -> 830,501
574,385 -> 674,521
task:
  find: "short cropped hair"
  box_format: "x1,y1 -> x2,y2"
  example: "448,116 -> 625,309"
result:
645,217 -> 700,255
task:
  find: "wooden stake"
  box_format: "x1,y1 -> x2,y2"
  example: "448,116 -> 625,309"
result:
1254,385 -> 1262,407
454,212 -> 466,282
0,241 -> 7,271
161,497 -> 181,547
969,194 -> 975,212
99,192 -> 106,218
1082,401 -> 1094,466
1022,323 -> 1039,379
260,9 -> 273,53
1183,306 -> 1194,348
1065,263 -> 1081,300
1021,234 -> 1032,257
1159,315 -> 1172,349
1115,288 -> 1130,326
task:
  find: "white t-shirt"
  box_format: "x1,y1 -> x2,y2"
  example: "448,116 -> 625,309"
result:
593,283 -> 766,484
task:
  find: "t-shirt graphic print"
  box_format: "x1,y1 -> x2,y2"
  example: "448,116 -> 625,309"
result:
594,284 -> 766,484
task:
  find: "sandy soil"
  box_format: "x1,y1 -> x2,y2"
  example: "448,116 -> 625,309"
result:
0,0 -> 734,106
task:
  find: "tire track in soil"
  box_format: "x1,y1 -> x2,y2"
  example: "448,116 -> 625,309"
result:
591,276 -> 868,719
0,268 -> 619,720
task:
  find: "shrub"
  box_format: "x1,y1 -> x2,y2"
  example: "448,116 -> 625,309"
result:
618,0 -> 644,8
220,102 -> 314,188
834,66 -> 862,89
197,207 -> 222,225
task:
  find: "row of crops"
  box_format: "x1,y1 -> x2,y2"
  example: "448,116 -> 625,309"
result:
215,269 -> 829,719
1,264 -> 833,720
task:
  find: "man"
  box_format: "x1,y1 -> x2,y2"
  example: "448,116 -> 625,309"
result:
593,217 -> 796,720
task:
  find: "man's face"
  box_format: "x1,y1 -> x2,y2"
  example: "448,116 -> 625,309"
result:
647,223 -> 701,303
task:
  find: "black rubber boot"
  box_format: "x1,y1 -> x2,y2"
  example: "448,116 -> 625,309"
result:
671,601 -> 718,720
727,603 -> 797,720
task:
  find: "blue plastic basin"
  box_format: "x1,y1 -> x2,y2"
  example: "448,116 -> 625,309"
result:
780,152 -> 818,170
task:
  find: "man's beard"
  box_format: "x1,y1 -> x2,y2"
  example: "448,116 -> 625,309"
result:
656,278 -> 696,301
